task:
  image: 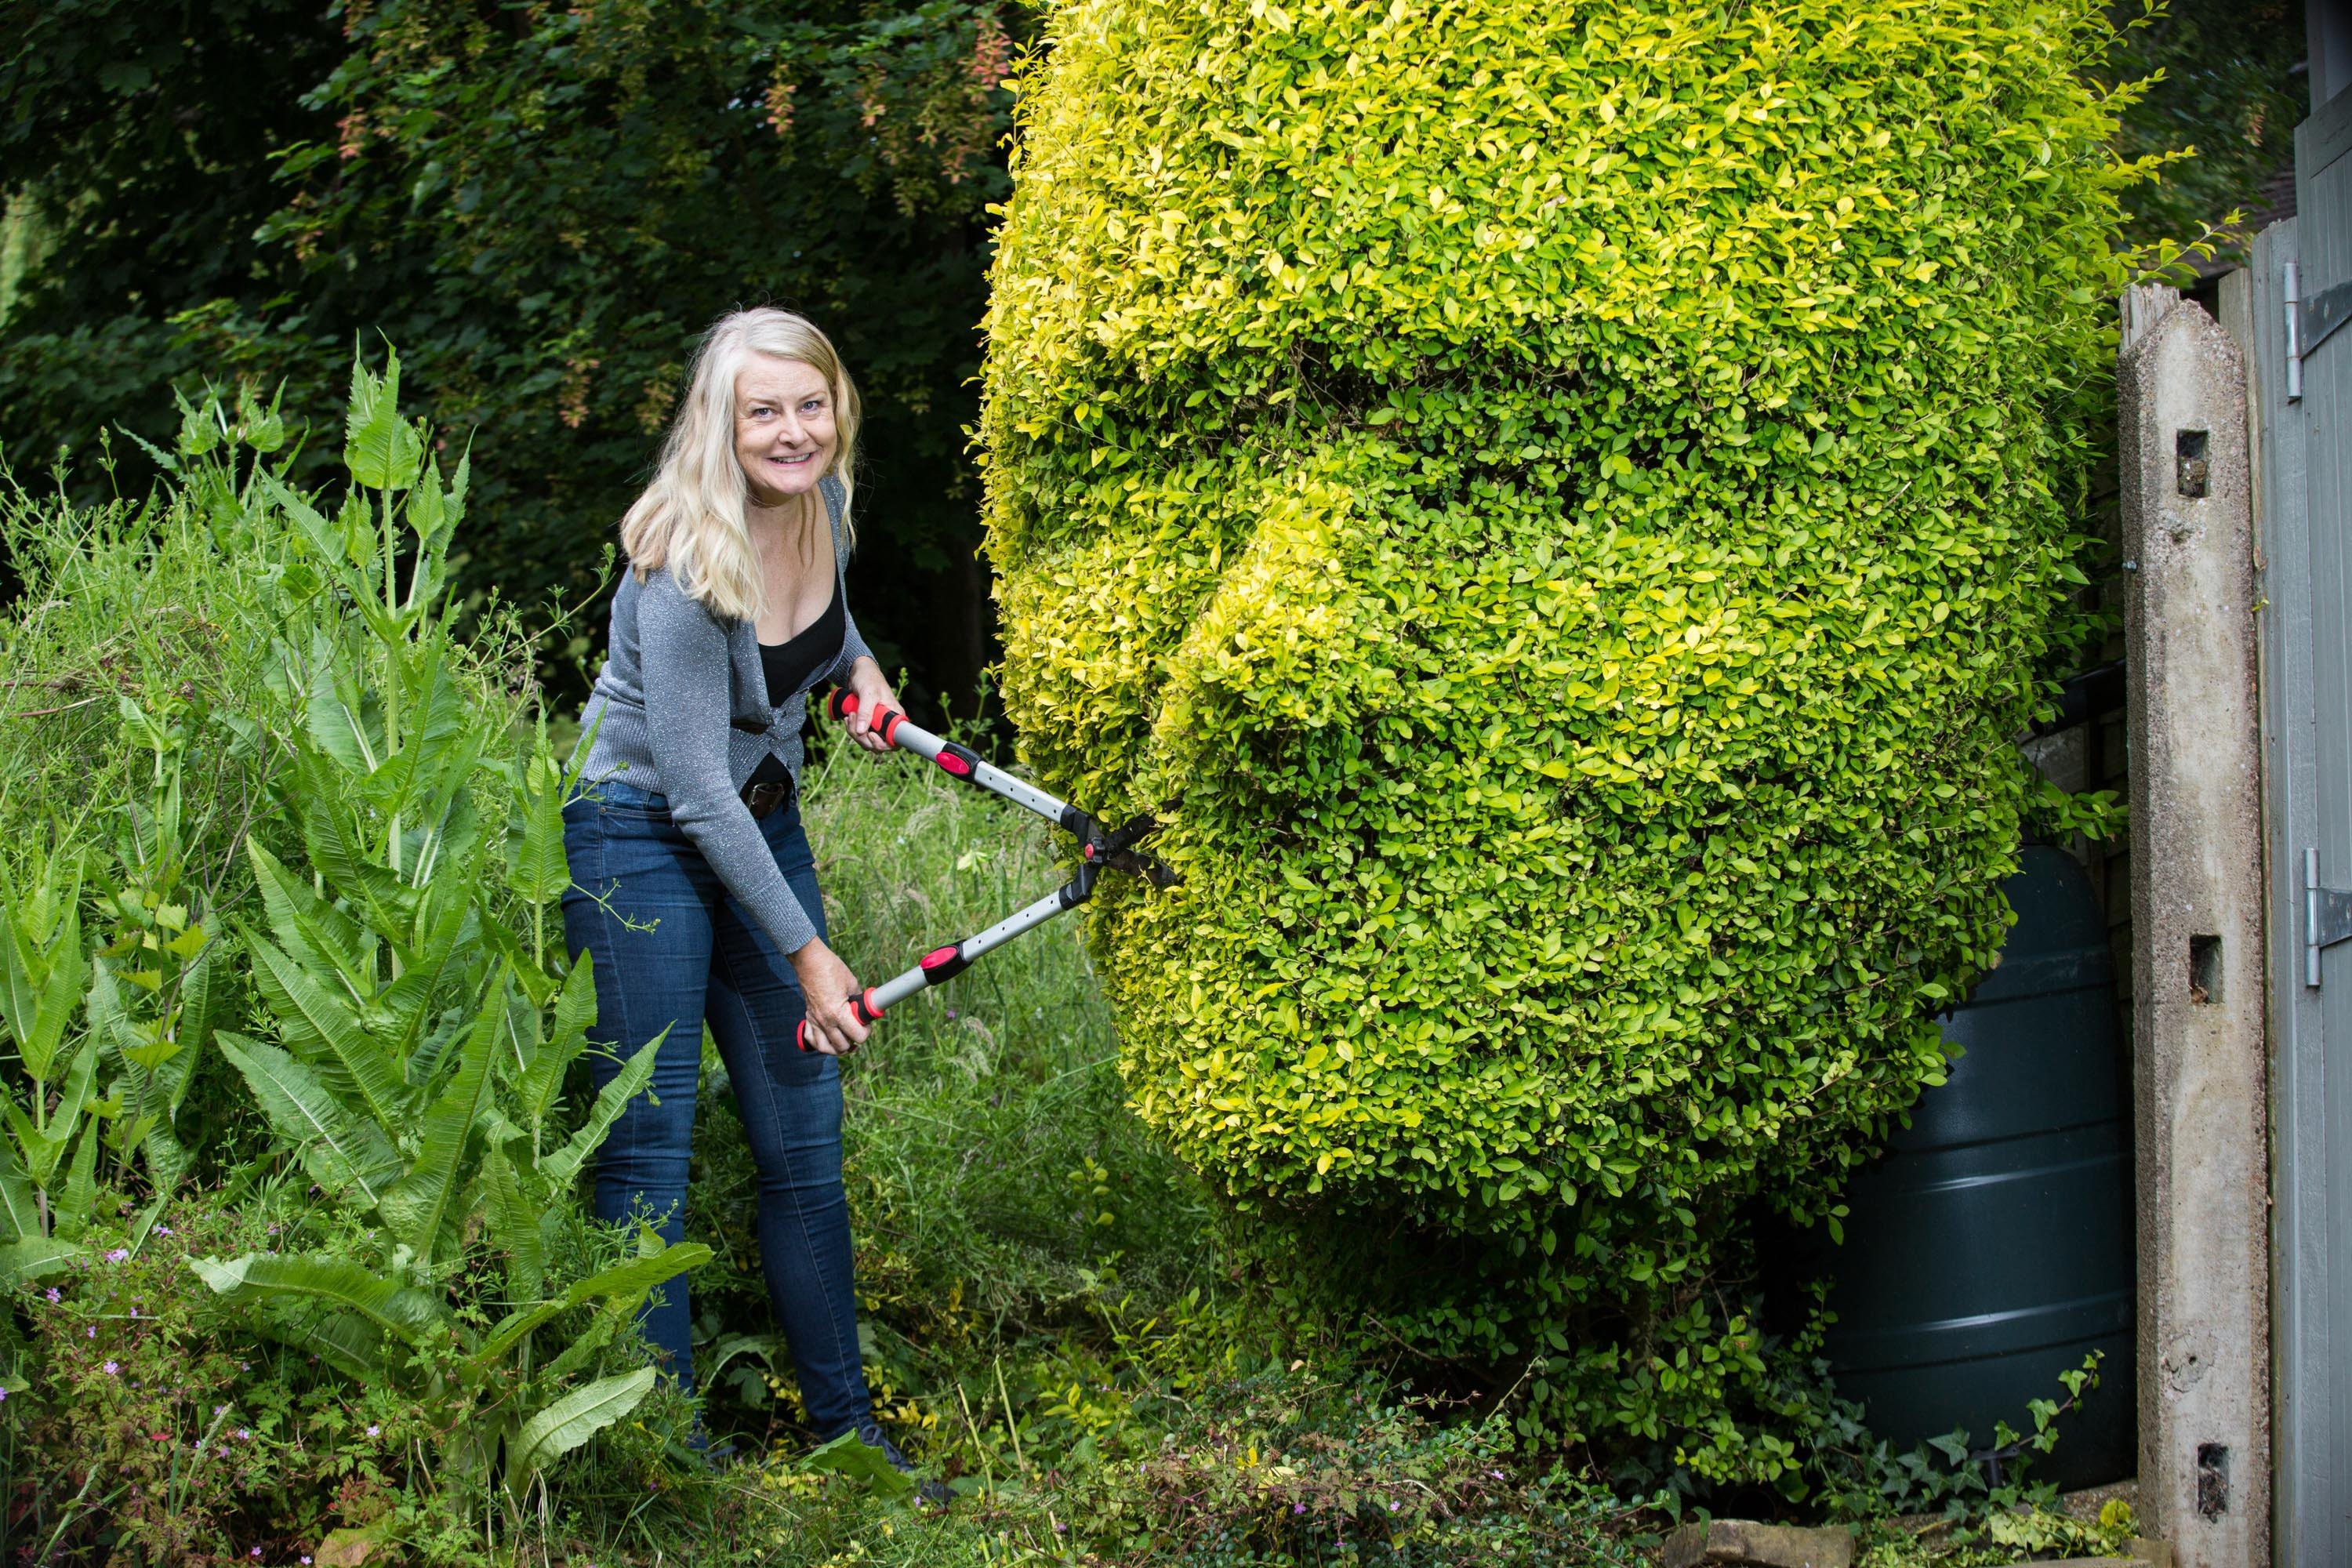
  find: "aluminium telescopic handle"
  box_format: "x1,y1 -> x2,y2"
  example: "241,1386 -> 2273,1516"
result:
827,690 -> 1078,833
794,884 -> 1082,1052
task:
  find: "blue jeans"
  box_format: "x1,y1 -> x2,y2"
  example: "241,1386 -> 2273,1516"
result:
560,779 -> 873,1438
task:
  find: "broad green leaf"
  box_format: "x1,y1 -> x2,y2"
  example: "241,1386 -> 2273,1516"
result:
243,936 -> 407,1134
284,779 -> 412,949
54,1114 -> 100,1236
216,1033 -> 401,1207
538,1310 -> 619,1382
159,945 -> 219,1116
345,342 -> 422,492
536,1029 -> 666,1192
247,827 -> 372,987
143,1122 -> 194,1195
304,658 -> 379,778
387,673 -> 489,871
17,1034 -> 98,1188
506,744 -> 569,905
804,1429 -> 916,1499
260,1308 -> 389,1381
407,450 -> 447,544
0,1237 -> 85,1286
0,1138 -> 40,1243
374,890 -> 473,1061
507,1368 -> 656,1480
376,967 -> 509,1262
703,1331 -> 786,1386
261,470 -> 351,575
482,1142 -> 544,1305
471,1241 -> 712,1370
360,645 -> 466,816
88,963 -> 175,1073
517,959 -> 597,1133
191,1251 -> 444,1342
0,881 -> 82,1087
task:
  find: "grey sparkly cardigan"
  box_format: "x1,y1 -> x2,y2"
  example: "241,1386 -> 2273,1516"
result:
572,474 -> 873,957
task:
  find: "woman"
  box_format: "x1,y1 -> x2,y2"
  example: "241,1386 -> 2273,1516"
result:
563,307 -> 903,1463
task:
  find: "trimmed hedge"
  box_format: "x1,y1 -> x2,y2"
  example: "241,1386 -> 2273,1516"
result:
980,0 -> 2131,1465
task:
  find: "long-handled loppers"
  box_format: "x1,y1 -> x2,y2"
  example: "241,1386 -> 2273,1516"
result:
794,691 -> 1178,1051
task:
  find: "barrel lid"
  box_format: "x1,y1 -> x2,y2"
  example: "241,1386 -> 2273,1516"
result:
1968,846 -> 2113,1005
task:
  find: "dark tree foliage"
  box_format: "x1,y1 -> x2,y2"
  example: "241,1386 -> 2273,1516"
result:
2106,0 -> 2307,257
2,0 -> 1020,710
0,1 -> 344,475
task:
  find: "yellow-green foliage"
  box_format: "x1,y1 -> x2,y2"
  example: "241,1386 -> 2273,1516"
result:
980,0 -> 2132,1457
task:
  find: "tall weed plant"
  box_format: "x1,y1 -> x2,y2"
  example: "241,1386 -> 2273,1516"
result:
0,355 -> 702,1554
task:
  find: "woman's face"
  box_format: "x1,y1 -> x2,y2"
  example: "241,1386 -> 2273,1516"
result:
734,354 -> 838,506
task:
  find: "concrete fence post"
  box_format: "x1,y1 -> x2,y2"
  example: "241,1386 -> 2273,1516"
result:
2116,285 -> 2271,1567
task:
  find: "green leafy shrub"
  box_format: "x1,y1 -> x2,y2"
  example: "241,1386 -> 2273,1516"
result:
981,0 -> 2140,1465
180,352 -> 706,1496
3,1181 -> 724,1566
0,359 -> 713,1557
6,1195 -> 390,1563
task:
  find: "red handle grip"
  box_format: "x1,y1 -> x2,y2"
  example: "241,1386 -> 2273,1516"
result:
827,688 -> 905,748
794,988 -> 885,1051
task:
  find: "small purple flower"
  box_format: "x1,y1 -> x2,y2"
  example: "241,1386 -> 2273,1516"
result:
104,1248 -> 128,1263
1294,1503 -> 1307,1515
85,1326 -> 96,1338
303,1559 -> 314,1566
946,1008 -> 958,1019
366,1425 -> 380,1437
129,1307 -> 139,1318
238,1428 -> 252,1441
215,1404 -> 229,1416
154,1225 -> 171,1236
250,1550 -> 263,1560
44,1287 -> 60,1303
103,1360 -> 120,1376
0,1388 -> 8,1403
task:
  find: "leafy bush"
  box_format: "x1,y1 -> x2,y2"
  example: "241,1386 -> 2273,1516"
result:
183,350 -> 707,1496
980,0 -> 2139,1466
0,358 -> 710,1555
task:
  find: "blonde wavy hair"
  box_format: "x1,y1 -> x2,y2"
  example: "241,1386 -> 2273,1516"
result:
620,308 -> 861,620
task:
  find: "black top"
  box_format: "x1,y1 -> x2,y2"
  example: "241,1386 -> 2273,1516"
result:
747,577 -> 846,789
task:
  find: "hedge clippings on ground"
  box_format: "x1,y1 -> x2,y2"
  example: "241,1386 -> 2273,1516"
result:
981,0 -> 2136,1462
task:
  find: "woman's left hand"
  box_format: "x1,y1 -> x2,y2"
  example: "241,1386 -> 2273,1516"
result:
844,657 -> 898,755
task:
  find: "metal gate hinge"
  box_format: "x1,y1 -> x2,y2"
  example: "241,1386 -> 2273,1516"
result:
2305,279 -> 2352,358
2305,848 -> 2352,986
2288,261 -> 2304,403
2283,262 -> 2350,405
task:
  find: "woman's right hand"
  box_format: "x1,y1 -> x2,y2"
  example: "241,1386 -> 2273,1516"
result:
789,938 -> 873,1056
